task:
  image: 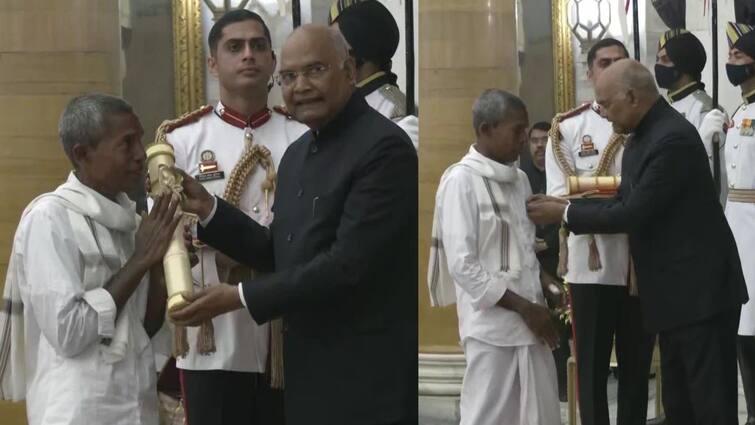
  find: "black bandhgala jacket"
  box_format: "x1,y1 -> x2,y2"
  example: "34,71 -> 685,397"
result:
199,93 -> 418,425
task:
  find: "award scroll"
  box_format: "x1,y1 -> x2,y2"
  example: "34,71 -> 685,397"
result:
566,176 -> 621,198
146,143 -> 193,312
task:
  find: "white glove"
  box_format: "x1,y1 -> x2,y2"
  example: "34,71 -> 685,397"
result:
699,109 -> 728,158
699,109 -> 729,207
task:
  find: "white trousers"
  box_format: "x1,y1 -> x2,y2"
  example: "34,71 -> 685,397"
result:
460,339 -> 561,425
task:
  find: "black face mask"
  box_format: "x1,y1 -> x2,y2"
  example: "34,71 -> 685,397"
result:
727,63 -> 755,86
655,64 -> 680,89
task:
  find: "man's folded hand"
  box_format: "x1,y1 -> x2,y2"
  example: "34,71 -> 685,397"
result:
520,302 -> 560,350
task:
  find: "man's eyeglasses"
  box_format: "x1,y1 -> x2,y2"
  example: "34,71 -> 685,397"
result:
275,63 -> 331,87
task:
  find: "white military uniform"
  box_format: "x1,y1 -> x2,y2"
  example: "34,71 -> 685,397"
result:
358,71 -> 419,150
669,82 -> 728,205
669,82 -> 712,128
545,102 -> 629,285
433,146 -> 560,425
168,102 -> 307,372
724,97 -> 755,336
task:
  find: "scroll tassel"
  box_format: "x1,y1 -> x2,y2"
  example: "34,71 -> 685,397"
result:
587,235 -> 602,271
557,224 -> 569,277
628,256 -> 639,296
197,320 -> 216,355
173,325 -> 189,358
270,319 -> 285,389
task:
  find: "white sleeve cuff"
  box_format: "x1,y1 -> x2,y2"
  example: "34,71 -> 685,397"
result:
82,287 -> 117,338
198,196 -> 218,228
562,202 -> 570,224
238,283 -> 247,308
475,271 -> 515,310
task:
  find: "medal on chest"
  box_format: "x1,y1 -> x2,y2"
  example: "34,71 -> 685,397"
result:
740,119 -> 754,137
578,134 -> 600,157
196,150 -> 225,182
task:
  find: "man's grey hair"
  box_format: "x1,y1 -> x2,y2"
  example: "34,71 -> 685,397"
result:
472,89 -> 527,135
58,93 -> 134,163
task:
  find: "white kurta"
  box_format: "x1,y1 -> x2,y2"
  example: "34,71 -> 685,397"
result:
546,104 -> 629,285
12,173 -> 158,425
725,101 -> 755,336
168,104 -> 307,372
435,146 -> 559,425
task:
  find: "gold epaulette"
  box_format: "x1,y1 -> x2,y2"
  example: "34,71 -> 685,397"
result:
152,105 -> 213,145
549,102 -> 591,141
549,103 -> 591,177
272,105 -> 294,120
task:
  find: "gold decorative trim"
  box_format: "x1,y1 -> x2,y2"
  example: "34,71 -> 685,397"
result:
173,0 -> 205,115
552,0 -> 575,113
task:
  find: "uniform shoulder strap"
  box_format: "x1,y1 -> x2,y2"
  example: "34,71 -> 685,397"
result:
153,105 -> 213,145
693,90 -> 713,115
379,84 -> 407,119
549,102 -> 591,177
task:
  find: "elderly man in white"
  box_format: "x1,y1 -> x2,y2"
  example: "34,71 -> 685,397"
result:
0,93 -> 180,425
428,89 -> 561,425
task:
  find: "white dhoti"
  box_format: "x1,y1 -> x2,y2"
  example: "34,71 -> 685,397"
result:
460,338 -> 561,425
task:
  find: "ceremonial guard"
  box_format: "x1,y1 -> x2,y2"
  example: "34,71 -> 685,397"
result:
329,0 -> 418,149
545,38 -> 655,425
656,29 -> 712,128
164,9 -> 306,425
723,19 -> 755,425
655,28 -> 728,204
